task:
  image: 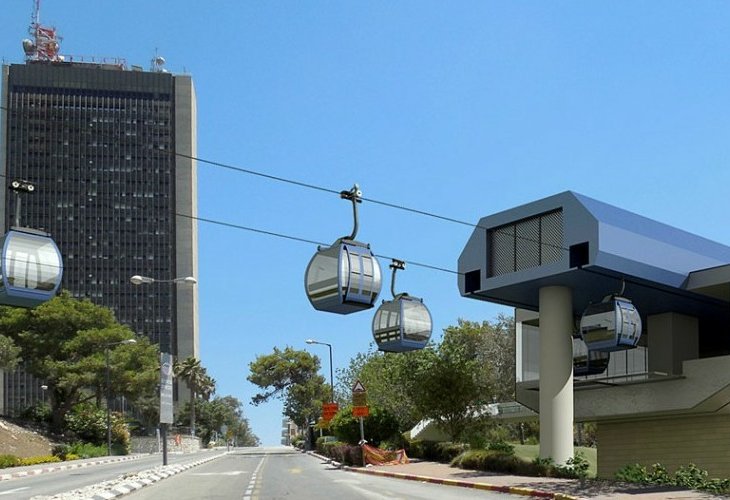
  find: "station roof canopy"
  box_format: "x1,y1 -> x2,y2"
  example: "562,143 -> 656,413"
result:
458,191 -> 730,321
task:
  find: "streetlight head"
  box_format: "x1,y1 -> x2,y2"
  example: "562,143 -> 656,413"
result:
183,276 -> 197,285
130,275 -> 153,285
121,339 -> 137,345
305,339 -> 315,344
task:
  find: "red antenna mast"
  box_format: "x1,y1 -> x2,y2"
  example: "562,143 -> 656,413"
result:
22,0 -> 62,62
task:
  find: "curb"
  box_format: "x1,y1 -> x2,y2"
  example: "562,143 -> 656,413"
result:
342,466 -> 580,500
307,452 -> 578,500
86,452 -> 228,500
0,454 -> 145,482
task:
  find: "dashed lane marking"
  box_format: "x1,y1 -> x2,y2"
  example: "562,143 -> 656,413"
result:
242,456 -> 265,500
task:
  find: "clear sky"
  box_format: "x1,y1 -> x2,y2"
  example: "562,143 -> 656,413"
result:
2,1 -> 730,446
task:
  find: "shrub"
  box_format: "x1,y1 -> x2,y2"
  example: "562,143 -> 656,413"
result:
703,478 -> 730,494
17,455 -> 61,466
64,453 -> 80,461
319,442 -> 362,466
66,442 -> 107,459
65,403 -> 107,443
646,463 -> 672,485
615,462 -> 730,495
487,441 -> 515,455
455,449 -> 535,475
404,439 -> 468,462
0,455 -> 20,469
554,452 -> 590,479
291,436 -> 304,449
0,454 -> 63,469
615,463 -> 649,483
674,463 -> 708,489
529,454 -> 590,479
315,435 -> 337,454
65,403 -> 130,454
329,406 -> 400,446
52,444 -> 71,460
437,442 -> 468,462
21,402 -> 52,425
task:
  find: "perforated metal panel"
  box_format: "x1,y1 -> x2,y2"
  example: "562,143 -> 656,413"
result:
488,209 -> 564,277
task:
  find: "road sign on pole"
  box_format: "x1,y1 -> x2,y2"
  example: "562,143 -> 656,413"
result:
352,380 -> 367,407
322,402 -> 339,421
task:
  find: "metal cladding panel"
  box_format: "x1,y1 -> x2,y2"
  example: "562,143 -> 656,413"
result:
458,191 -> 730,319
458,191 -> 595,299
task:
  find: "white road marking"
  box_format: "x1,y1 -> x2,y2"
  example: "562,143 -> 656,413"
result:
242,456 -> 266,500
0,487 -> 30,496
191,471 -> 246,476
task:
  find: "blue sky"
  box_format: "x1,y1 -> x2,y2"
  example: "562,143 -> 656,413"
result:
3,1 -> 730,446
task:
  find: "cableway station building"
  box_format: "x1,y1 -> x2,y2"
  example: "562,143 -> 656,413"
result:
458,191 -> 730,478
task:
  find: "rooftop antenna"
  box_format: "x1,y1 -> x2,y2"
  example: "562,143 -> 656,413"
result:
21,0 -> 62,62
151,49 -> 167,72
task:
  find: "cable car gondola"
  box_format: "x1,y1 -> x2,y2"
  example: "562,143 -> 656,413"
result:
304,185 -> 382,314
372,259 -> 432,352
579,294 -> 642,352
572,337 -> 610,376
0,180 -> 63,307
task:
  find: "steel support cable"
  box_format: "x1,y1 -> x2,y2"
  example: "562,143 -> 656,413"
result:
0,104 -> 570,256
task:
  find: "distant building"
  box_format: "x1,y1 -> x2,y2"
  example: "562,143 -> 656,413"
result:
281,418 -> 299,446
459,191 -> 730,478
0,59 -> 199,415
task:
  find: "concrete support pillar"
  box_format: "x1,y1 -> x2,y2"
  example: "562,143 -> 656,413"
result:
539,286 -> 574,464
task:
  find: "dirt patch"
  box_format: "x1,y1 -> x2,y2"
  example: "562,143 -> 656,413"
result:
0,418 -> 55,458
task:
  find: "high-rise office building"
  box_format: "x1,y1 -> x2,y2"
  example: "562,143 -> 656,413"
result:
0,57 -> 199,414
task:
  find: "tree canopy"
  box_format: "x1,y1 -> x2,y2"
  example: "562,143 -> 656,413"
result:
175,356 -> 216,436
337,315 -> 515,442
0,291 -> 159,433
0,334 -> 21,371
188,395 -> 260,447
247,346 -> 328,427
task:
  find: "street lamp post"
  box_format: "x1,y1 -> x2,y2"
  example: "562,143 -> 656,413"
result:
103,339 -> 137,456
305,339 -> 334,403
130,274 -> 196,466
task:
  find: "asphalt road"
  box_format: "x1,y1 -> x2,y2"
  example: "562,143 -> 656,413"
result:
0,450 -> 219,499
124,447 -> 521,499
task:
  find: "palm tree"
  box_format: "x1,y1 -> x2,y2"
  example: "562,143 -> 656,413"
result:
199,374 -> 216,402
174,356 -> 207,437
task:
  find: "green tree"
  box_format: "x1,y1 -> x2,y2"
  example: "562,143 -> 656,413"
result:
284,377 -> 329,429
175,356 -> 213,437
0,334 -> 21,371
337,349 -> 430,432
337,316 -> 515,440
233,416 -> 261,447
189,395 -> 260,447
0,292 -> 157,433
411,320 -> 499,441
247,346 -> 328,428
63,328 -> 158,408
446,315 -> 515,402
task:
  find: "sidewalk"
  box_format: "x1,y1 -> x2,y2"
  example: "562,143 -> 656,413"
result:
310,453 -> 720,499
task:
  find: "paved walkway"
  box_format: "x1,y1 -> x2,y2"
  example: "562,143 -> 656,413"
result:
309,454 -> 722,499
